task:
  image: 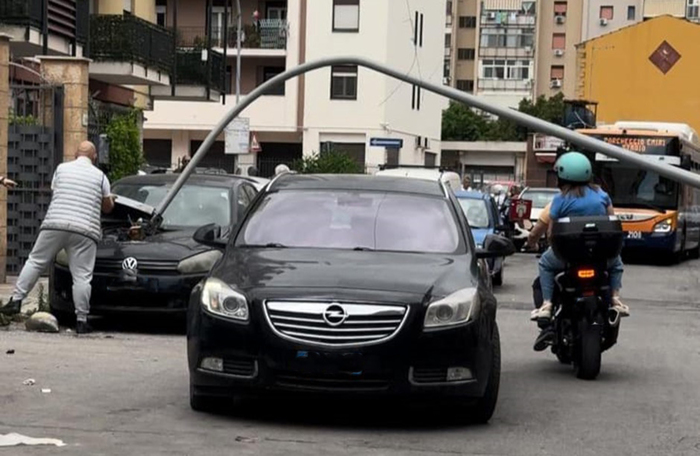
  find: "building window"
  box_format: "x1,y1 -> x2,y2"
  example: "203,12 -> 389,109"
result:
413,11 -> 424,46
425,152 -> 437,167
550,65 -> 565,81
456,79 -> 475,92
459,16 -> 477,28
689,0 -> 699,19
600,6 -> 614,20
156,0 -> 166,27
333,0 -> 360,32
480,28 -> 534,48
627,5 -> 636,20
444,59 -> 450,78
552,33 -> 566,49
266,2 -> 288,20
445,33 -> 451,47
482,60 -> 530,80
259,66 -> 286,95
458,48 -> 475,60
412,85 -> 422,110
554,2 -> 567,16
331,65 -> 358,100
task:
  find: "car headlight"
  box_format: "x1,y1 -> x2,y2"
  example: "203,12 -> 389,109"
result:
177,250 -> 223,274
200,278 -> 249,322
424,287 -> 479,330
55,249 -> 68,266
653,218 -> 673,233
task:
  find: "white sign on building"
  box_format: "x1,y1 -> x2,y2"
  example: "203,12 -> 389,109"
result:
225,117 -> 250,154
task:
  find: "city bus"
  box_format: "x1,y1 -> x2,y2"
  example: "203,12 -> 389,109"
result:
576,121 -> 700,260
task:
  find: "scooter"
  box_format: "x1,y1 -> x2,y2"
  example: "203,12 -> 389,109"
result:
532,215 -> 625,380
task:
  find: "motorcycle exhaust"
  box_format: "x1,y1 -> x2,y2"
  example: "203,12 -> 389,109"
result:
608,308 -> 621,327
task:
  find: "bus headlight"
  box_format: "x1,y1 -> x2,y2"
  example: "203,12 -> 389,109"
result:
653,219 -> 673,234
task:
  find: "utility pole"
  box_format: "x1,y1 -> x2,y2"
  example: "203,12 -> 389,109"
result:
235,0 -> 242,103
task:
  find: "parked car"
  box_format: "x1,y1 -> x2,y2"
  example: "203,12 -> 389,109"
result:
455,191 -> 507,286
187,174 -> 515,422
374,166 -> 462,192
49,173 -> 260,322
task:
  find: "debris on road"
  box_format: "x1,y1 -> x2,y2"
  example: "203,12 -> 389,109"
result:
41,388 -> 51,394
0,433 -> 66,447
22,378 -> 35,386
25,312 -> 59,333
6,349 -> 14,355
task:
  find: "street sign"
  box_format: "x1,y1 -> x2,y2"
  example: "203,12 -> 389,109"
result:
250,133 -> 261,153
370,137 -> 403,148
225,117 -> 250,154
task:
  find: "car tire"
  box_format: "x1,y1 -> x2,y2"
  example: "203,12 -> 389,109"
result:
492,269 -> 503,287
49,271 -> 75,327
468,323 -> 501,424
574,323 -> 601,380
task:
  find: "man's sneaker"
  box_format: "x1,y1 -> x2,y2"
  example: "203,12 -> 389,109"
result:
612,297 -> 630,317
533,328 -> 555,352
530,302 -> 553,321
0,298 -> 21,316
76,321 -> 93,335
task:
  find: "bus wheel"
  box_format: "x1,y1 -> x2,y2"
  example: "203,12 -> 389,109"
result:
689,246 -> 700,260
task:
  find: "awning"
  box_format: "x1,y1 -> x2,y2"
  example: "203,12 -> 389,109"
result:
483,0 -> 523,11
535,152 -> 557,164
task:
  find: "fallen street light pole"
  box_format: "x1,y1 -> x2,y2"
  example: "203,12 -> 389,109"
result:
152,56 -> 700,221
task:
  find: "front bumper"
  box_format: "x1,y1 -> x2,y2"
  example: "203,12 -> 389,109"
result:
51,264 -> 204,314
623,231 -> 677,252
188,302 -> 494,399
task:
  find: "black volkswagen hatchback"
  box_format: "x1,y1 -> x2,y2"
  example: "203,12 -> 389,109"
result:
187,174 -> 514,422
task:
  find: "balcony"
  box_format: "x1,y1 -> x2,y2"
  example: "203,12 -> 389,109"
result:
88,13 -> 172,86
0,0 -> 87,57
477,79 -> 533,92
176,19 -> 288,58
150,48 -> 225,102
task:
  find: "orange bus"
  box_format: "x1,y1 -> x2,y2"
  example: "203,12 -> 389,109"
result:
576,122 -> 700,260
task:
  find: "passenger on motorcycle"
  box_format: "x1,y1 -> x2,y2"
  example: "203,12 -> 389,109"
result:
530,152 -> 630,323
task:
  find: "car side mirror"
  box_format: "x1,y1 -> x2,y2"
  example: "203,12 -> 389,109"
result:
475,234 -> 516,259
193,223 -> 227,249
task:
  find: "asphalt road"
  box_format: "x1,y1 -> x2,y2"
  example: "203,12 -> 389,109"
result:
2,254 -> 700,455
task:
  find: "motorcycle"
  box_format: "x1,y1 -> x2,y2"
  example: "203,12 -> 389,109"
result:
532,215 -> 625,380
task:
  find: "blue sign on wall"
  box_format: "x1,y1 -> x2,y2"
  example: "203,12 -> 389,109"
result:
370,137 -> 404,148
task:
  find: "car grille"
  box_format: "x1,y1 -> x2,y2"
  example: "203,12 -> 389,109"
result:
410,367 -> 448,384
274,371 -> 391,392
264,301 -> 409,347
94,259 -> 179,275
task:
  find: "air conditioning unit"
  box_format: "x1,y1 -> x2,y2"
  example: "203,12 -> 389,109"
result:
550,79 -> 562,88
524,45 -> 533,54
487,12 -> 496,20
600,18 -> 608,26
554,49 -> 564,57
443,76 -> 451,85
524,79 -> 534,87
555,15 -> 566,24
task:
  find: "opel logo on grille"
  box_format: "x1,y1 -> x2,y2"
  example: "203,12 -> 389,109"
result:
122,257 -> 138,271
323,304 -> 348,327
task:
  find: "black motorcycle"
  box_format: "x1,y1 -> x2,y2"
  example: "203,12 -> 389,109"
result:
533,215 -> 625,380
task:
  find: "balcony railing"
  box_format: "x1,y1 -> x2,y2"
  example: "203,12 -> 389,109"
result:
0,0 -> 43,28
176,19 -> 288,50
89,13 -> 174,74
175,49 -> 225,93
477,79 -> 532,92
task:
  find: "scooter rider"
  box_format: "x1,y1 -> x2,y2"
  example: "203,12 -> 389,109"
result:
530,152 -> 629,343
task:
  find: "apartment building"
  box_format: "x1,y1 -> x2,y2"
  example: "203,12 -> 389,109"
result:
582,0 -> 644,40
445,0 -> 479,93
643,0 -> 700,21
143,0 -> 445,176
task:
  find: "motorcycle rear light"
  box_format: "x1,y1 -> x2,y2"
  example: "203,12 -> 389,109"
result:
577,269 -> 596,279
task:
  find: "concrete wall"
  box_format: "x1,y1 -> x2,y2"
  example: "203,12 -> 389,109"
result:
581,0 -> 644,41
577,16 -> 700,132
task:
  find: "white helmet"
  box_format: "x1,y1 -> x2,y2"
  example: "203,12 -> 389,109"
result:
274,164 -> 290,176
491,184 -> 505,195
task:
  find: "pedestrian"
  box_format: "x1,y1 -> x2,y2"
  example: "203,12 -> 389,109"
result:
462,175 -> 473,191
274,164 -> 290,176
0,141 -> 115,334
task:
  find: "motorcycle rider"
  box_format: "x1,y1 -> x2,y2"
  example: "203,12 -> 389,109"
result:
530,152 -> 629,330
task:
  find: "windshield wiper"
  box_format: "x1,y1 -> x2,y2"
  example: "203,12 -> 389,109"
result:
239,243 -> 288,249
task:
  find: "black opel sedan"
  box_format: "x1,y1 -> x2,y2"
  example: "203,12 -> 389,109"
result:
187,174 -> 514,422
49,173 -> 260,322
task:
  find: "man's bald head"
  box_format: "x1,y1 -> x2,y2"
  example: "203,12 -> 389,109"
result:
76,141 -> 97,162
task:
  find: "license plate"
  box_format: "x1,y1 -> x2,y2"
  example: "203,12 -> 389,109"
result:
627,231 -> 642,239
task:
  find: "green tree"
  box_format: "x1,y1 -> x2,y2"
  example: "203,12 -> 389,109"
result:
441,101 -> 490,141
292,150 -> 363,174
105,109 -> 144,181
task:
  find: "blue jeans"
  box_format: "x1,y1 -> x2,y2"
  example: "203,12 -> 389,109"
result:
538,248 -> 624,302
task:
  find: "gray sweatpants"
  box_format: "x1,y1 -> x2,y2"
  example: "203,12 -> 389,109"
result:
14,230 -> 97,322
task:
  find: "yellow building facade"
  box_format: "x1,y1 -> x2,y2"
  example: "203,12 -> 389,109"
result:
576,16 -> 700,132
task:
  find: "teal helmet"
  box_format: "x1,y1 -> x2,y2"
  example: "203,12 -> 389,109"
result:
554,152 -> 592,183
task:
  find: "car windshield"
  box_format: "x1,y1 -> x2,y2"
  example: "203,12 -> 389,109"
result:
521,190 -> 558,209
113,183 -> 231,229
237,190 -> 463,254
458,198 -> 491,229
597,164 -> 679,211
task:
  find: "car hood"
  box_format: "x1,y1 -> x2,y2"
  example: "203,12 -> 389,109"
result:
470,228 -> 493,247
97,229 -> 207,261
214,248 -> 475,300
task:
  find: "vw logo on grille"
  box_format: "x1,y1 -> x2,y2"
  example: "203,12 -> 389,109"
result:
322,304 -> 348,327
122,257 -> 138,271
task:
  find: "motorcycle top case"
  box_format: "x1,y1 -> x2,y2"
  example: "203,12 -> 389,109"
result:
551,216 -> 624,263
